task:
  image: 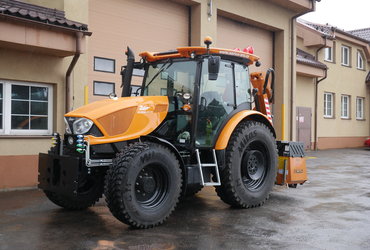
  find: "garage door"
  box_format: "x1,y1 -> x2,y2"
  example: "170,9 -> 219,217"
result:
217,15 -> 273,73
89,0 -> 189,101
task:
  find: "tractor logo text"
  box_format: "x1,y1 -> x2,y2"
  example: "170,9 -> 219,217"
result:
138,105 -> 154,114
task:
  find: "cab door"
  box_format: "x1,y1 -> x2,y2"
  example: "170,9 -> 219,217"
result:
196,59 -> 233,147
196,59 -> 251,147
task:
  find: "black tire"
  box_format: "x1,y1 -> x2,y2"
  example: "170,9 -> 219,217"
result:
183,184 -> 203,197
44,175 -> 104,210
216,120 -> 277,208
104,142 -> 182,229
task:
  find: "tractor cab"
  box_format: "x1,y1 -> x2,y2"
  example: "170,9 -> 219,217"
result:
127,37 -> 261,152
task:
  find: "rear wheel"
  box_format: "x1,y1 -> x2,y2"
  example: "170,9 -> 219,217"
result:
105,142 -> 182,229
216,121 -> 277,208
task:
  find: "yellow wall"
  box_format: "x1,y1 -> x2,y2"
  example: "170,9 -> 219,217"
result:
0,48 -> 65,156
296,75 -> 315,144
317,40 -> 370,138
64,0 -> 89,110
0,0 -> 89,189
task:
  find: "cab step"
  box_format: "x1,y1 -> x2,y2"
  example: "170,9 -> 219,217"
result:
195,149 -> 221,186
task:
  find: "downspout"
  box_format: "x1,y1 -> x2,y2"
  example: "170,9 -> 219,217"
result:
289,0 -> 316,140
66,32 -> 83,113
314,43 -> 328,150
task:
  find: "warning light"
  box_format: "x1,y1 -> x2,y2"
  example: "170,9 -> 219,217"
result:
204,36 -> 213,47
243,46 -> 254,54
233,48 -> 241,51
182,104 -> 192,111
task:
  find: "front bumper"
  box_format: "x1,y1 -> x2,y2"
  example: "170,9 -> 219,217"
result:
38,153 -> 82,197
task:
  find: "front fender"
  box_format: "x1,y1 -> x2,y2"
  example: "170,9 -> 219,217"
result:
214,110 -> 275,150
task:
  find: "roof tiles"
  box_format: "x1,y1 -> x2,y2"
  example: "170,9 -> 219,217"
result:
297,48 -> 327,70
348,28 -> 370,43
0,0 -> 88,31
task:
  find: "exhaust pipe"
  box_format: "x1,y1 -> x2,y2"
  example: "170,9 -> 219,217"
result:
121,47 -> 135,97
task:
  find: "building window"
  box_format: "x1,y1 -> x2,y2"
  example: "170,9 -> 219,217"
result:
341,46 -> 350,66
324,92 -> 334,118
341,95 -> 350,119
133,68 -> 145,77
94,57 -> 115,73
93,81 -> 115,96
131,85 -> 141,96
356,97 -> 365,120
0,80 -> 53,135
324,47 -> 333,62
0,83 -> 3,130
357,51 -> 364,70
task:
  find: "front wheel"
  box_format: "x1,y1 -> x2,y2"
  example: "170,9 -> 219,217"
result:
44,175 -> 104,210
104,142 -> 182,229
216,121 -> 277,208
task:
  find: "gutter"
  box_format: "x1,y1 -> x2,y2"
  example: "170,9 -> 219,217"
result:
66,32 -> 83,113
313,43 -> 328,150
289,0 -> 316,141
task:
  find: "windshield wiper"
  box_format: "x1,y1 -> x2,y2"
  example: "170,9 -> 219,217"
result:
145,59 -> 172,89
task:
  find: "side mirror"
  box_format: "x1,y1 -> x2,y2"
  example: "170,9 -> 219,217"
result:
208,56 -> 220,81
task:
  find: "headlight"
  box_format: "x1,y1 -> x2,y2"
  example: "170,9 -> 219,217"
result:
73,118 -> 93,134
64,117 -> 72,134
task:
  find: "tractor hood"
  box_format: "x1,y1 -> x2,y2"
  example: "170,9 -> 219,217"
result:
65,96 -> 169,145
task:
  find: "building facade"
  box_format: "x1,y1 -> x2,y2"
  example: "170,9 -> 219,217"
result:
0,0 -> 315,189
297,20 -> 370,149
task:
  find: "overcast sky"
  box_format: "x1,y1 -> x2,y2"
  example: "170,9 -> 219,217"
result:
301,0 -> 370,31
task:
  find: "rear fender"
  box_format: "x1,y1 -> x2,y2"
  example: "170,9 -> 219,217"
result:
215,110 -> 276,150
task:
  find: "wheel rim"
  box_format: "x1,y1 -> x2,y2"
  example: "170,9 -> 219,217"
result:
77,177 -> 96,195
135,164 -> 169,209
241,142 -> 269,191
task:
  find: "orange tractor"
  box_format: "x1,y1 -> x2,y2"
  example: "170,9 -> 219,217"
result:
38,37 -> 307,228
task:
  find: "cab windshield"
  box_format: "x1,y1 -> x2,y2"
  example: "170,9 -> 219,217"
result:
143,60 -> 197,98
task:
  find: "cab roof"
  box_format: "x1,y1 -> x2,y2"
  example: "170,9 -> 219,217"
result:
139,47 -> 260,65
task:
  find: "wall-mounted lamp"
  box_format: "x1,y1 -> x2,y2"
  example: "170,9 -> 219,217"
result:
207,0 -> 213,21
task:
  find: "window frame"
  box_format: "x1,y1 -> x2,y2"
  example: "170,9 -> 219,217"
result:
0,83 -> 3,133
341,45 -> 350,66
340,95 -> 350,119
324,92 -> 334,118
0,80 -> 53,136
93,81 -> 115,96
357,51 -> 364,70
93,56 -> 116,73
356,97 -> 365,120
324,47 -> 333,62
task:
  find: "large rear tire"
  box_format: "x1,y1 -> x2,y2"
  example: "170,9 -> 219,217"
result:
216,121 -> 277,208
105,142 -> 182,229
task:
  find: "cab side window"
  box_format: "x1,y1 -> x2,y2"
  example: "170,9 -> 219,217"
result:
197,59 -> 234,146
234,64 -> 251,106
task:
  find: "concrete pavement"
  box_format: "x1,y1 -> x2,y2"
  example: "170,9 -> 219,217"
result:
1,148 -> 370,250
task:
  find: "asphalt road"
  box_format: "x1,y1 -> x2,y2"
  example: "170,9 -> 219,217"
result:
1,148 -> 370,250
